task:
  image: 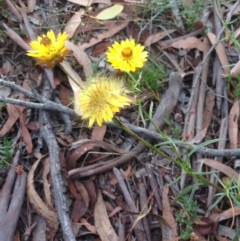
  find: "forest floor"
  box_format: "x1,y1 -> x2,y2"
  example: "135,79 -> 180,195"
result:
1,0 -> 240,241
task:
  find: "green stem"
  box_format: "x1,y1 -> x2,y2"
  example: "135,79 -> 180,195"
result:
113,117 -> 224,193
126,71 -> 137,82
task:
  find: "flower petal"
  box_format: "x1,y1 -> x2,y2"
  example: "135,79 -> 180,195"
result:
76,76 -> 132,127
106,38 -> 148,72
26,30 -> 70,68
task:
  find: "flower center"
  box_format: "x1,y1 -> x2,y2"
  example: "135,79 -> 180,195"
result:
121,47 -> 133,58
40,37 -> 52,46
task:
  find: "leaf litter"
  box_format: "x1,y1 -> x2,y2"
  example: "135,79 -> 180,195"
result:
1,0 -> 240,241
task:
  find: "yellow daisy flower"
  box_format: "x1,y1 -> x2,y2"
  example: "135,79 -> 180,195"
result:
26,30 -> 71,68
75,76 -> 132,127
106,39 -> 148,72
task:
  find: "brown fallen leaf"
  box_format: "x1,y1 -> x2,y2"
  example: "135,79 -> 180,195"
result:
230,59 -> 240,78
227,26 -> 240,48
25,121 -> 39,131
0,104 -> 21,137
27,0 -> 36,12
82,179 -> 97,211
58,84 -> 72,106
75,181 -> 90,207
59,60 -> 85,115
92,42 -> 111,56
197,158 -> 239,184
65,40 -> 93,76
203,89 -> 215,129
144,29 -> 176,47
68,140 -> 126,169
228,99 -> 240,149
79,21 -> 129,50
60,60 -> 85,90
169,36 -> 210,52
91,125 -> 107,141
210,206 -> 240,223
64,10 -> 85,39
0,73 -> 32,137
72,222 -> 83,236
207,32 -> 230,75
42,156 -> 54,210
69,180 -> 89,222
150,213 -> 176,241
80,218 -> 97,233
162,186 -> 178,238
27,154 -> 59,238
71,197 -> 88,222
190,128 -> 208,144
94,190 -> 120,241
19,113 -> 33,153
0,59 -> 12,75
108,206 -> 122,218
193,216 -> 215,235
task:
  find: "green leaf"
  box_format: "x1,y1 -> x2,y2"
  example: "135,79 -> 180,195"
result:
95,4 -> 124,20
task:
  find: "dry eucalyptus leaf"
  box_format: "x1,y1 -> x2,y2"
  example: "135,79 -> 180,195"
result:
230,59 -> 240,78
144,29 -> 176,47
94,190 -> 120,241
65,40 -> 93,76
207,32 -> 230,75
64,9 -> 85,39
162,187 -> 178,238
59,61 -> 85,115
228,99 -> 240,149
169,37 -> 210,52
94,4 -> 124,20
68,0 -> 111,7
197,158 -> 239,184
28,0 -> 36,12
27,154 -> 59,237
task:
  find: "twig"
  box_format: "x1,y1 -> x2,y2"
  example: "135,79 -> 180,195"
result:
137,10 -> 163,41
160,50 -> 184,74
0,96 -> 75,116
19,7 -> 36,40
109,122 -> 240,157
0,78 -> 76,116
196,37 -> 210,133
183,64 -> 201,137
0,78 -> 47,103
54,96 -> 72,135
145,164 -> 162,211
2,22 -> 31,51
40,72 -> 76,241
79,22 -> 129,50
113,167 -> 146,241
4,0 -> 22,23
138,181 -> 151,241
159,29 -> 203,48
0,150 -> 27,241
207,117 -> 228,207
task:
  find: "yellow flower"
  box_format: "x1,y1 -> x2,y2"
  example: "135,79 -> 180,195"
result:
106,39 -> 148,72
26,30 -> 70,68
75,76 -> 132,127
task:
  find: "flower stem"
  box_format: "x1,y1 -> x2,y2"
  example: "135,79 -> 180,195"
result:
113,117 -> 224,193
125,71 -> 140,91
